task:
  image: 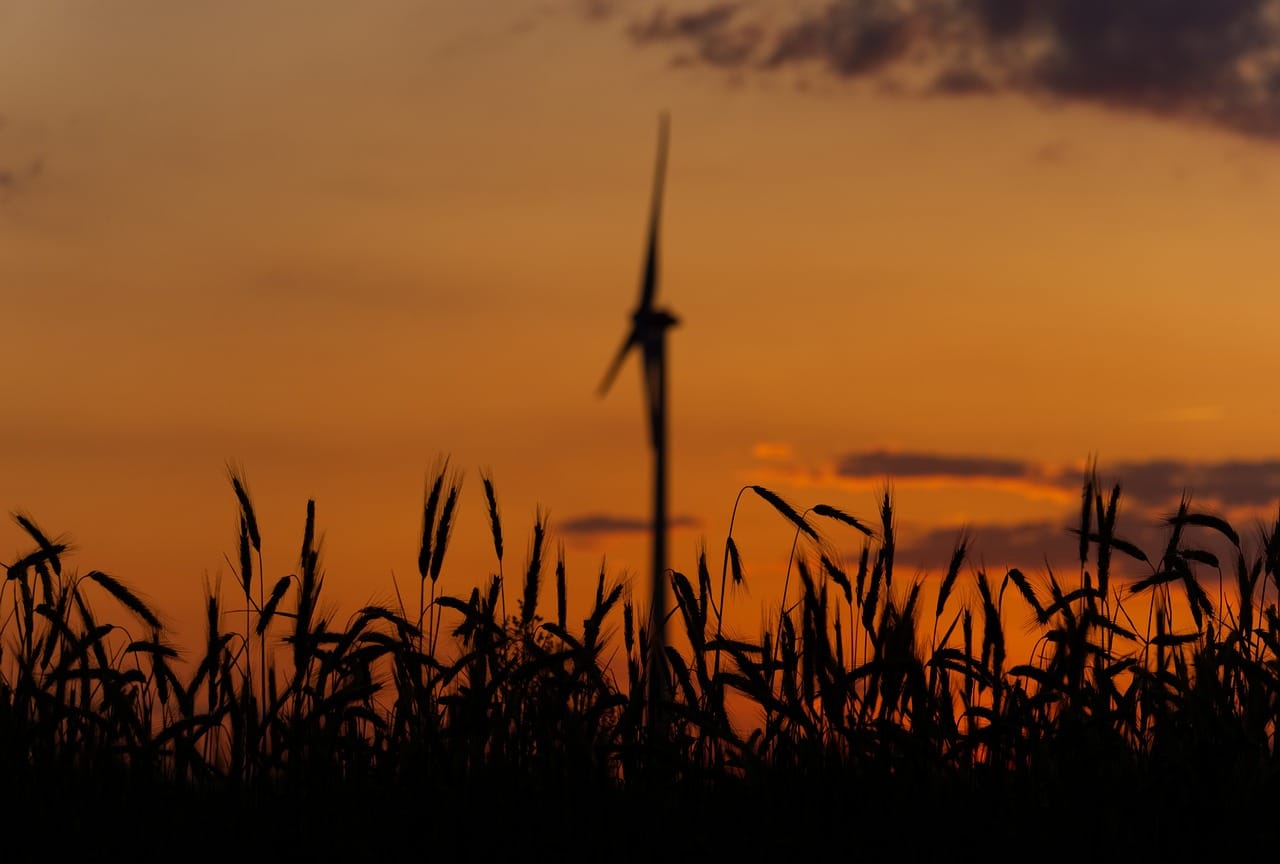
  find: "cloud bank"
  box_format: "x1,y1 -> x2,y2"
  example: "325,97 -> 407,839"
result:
615,0 -> 1280,139
825,448 -> 1280,513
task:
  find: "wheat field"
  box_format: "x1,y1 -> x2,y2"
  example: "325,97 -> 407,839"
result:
1,461 -> 1277,860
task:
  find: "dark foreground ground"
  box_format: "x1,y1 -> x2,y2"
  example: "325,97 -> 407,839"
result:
4,767 -> 1278,864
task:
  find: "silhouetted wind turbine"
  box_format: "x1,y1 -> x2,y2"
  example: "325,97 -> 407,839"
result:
597,113 -> 677,736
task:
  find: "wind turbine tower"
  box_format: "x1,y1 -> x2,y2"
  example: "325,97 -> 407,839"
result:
597,113 -> 677,736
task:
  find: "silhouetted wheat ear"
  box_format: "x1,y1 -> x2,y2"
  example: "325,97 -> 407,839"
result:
429,472 -> 463,583
480,468 -> 504,563
726,536 -> 745,589
1095,482 -> 1121,598
238,516 -> 252,596
854,543 -> 870,606
750,485 -> 819,540
227,464 -> 261,553
556,542 -> 567,631
819,553 -> 851,604
300,498 -> 316,566
34,560 -> 54,608
670,570 -> 701,647
1079,461 -> 1095,566
84,569 -> 161,629
878,491 -> 894,559
811,504 -> 874,537
256,576 -> 292,635
936,531 -> 968,618
696,543 -> 711,621
860,562 -> 880,638
521,508 -> 547,626
975,571 -> 1004,672
419,457 -> 450,580
1005,568 -> 1045,622
12,511 -> 65,576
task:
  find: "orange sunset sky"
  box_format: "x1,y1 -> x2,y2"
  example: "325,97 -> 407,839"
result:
4,1 -> 1280,649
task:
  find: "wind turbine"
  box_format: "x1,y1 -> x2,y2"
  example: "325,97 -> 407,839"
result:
597,113 -> 677,736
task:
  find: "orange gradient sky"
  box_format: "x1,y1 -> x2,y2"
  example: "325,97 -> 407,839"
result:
5,1 -> 1280,653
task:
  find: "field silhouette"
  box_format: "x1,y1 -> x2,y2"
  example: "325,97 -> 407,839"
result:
1,462 -> 1279,860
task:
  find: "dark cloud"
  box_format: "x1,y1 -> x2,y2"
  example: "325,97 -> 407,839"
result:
630,2 -> 740,38
560,512 -> 702,535
610,0 -> 1280,139
899,520 -> 1087,574
764,1 -> 916,76
836,449 -> 1034,480
822,449 -> 1280,513
973,0 -> 1034,38
1108,459 -> 1280,510
629,3 -> 762,67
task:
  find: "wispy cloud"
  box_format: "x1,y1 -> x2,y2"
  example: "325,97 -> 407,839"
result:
560,512 -> 703,537
752,446 -> 1075,502
0,116 -> 44,203
834,449 -> 1075,501
580,0 -> 623,21
603,1 -> 1280,140
752,441 -> 795,462
836,450 -> 1035,480
0,160 -> 41,195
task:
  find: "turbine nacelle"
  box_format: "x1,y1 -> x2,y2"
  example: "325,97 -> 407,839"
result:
633,306 -> 679,339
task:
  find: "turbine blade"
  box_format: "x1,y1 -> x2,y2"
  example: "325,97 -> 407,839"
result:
597,329 -> 639,397
637,112 -> 669,312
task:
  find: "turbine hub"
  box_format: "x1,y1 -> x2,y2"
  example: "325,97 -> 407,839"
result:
633,307 -> 679,331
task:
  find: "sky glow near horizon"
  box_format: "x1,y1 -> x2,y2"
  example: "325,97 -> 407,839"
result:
4,0 -> 1280,650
